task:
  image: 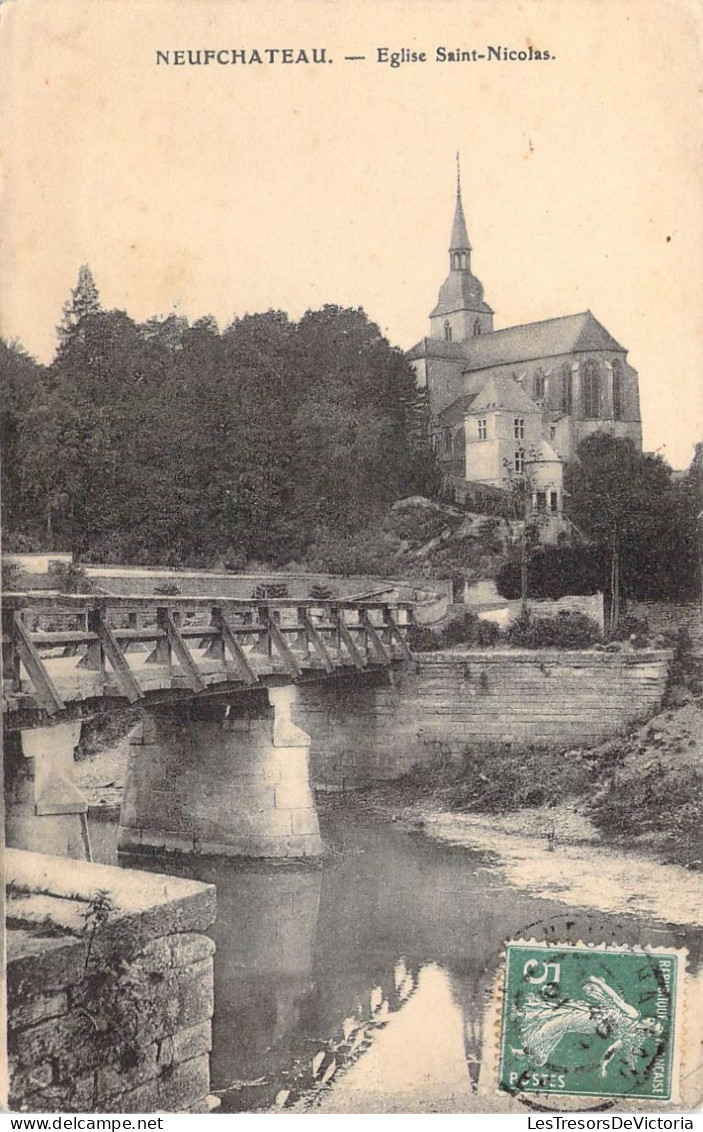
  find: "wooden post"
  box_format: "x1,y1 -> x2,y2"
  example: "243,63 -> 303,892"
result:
154,606 -> 172,670
12,613 -> 65,714
335,609 -> 365,670
295,606 -> 309,657
214,607 -> 258,684
383,606 -> 414,661
252,604 -> 271,656
2,604 -> 21,693
163,609 -> 206,692
360,609 -> 391,666
204,606 -> 225,661
78,607 -> 105,671
123,610 -> 140,654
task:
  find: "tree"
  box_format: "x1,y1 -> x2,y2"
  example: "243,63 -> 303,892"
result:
501,448 -> 550,614
58,264 -> 101,347
2,299 -> 437,569
0,339 -> 46,542
564,434 -> 673,633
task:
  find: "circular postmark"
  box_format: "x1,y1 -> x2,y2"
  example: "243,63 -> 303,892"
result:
482,913 -> 682,1112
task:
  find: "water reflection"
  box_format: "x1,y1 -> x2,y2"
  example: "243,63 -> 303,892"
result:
92,807 -> 703,1113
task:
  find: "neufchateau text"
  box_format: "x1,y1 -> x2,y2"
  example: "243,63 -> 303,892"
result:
154,45 -> 554,67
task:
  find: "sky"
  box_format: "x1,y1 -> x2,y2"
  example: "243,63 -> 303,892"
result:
2,0 -> 702,468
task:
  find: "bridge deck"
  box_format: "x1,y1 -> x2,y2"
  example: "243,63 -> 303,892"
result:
2,592 -> 419,727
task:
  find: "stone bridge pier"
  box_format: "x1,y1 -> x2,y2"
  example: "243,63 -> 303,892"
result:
118,685 -> 324,859
4,721 -> 91,859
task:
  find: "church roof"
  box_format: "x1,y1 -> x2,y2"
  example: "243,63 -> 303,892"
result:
459,311 -> 626,372
430,272 -> 493,319
437,393 -> 478,424
438,374 -> 540,423
407,337 -> 468,361
532,439 -> 562,463
408,310 -> 627,368
469,373 -> 541,414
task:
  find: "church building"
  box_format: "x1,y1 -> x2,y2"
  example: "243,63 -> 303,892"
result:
407,168 -> 643,528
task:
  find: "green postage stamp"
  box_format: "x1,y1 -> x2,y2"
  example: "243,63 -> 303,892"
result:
498,941 -> 685,1102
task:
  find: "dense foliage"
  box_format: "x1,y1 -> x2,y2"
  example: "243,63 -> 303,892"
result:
497,436 -> 702,612
496,546 -> 603,600
564,434 -> 696,625
1,269 -> 437,567
505,609 -> 602,649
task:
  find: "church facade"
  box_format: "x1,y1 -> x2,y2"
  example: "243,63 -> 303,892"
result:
407,173 -> 643,525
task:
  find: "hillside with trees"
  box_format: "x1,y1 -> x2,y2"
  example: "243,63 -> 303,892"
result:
1,267 -> 438,568
2,266 -> 701,611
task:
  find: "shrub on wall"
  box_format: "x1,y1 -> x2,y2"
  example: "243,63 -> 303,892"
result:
408,610 -> 501,652
2,559 -> 27,591
610,613 -> 649,643
506,609 -> 602,649
47,560 -> 92,593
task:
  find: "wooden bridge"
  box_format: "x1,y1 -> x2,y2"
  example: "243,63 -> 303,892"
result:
2,591 -> 419,728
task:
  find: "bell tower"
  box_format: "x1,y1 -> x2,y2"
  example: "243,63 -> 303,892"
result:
430,156 -> 494,342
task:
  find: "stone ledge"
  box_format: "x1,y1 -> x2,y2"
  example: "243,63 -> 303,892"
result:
6,849 -> 216,995
414,648 -> 674,666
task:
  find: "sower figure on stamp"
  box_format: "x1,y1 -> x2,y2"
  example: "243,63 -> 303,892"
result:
511,975 -> 664,1078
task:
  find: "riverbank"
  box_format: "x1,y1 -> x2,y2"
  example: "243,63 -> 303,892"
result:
332,793 -> 703,929
336,698 -> 703,871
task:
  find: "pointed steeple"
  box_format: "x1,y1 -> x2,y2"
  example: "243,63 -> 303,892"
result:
429,157 -> 494,341
450,153 -> 472,255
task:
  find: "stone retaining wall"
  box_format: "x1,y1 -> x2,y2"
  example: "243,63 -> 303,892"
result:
628,601 -> 703,652
295,649 -> 672,790
6,849 -> 218,1113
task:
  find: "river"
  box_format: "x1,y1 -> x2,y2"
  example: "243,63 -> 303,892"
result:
88,806 -> 703,1114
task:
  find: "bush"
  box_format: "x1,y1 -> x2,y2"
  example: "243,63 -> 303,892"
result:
308,583 -> 334,601
496,546 -> 603,600
153,581 -> 181,596
611,613 -> 649,642
251,582 -> 289,600
383,501 -> 456,545
407,623 -> 442,652
444,744 -> 594,812
507,609 -> 602,649
387,742 -> 595,814
2,559 -> 27,592
589,761 -> 703,869
407,610 -> 501,652
664,627 -> 703,703
47,560 -> 92,593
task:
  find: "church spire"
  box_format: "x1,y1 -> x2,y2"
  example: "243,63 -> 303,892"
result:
429,157 -> 494,341
450,153 -> 472,265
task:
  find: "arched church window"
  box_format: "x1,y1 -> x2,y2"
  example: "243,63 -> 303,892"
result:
612,357 -> 623,419
473,318 -> 481,336
534,368 -> 546,400
560,364 -> 573,414
444,320 -> 452,342
462,252 -> 468,269
453,253 -> 461,270
582,360 -> 600,418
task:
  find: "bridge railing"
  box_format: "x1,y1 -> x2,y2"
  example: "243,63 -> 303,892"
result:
2,592 -> 417,716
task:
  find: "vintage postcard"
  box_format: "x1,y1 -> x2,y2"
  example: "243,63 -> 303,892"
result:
1,0 -> 702,1117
